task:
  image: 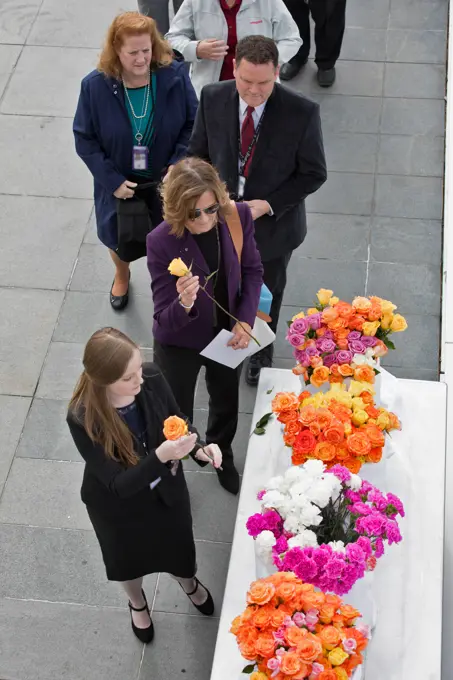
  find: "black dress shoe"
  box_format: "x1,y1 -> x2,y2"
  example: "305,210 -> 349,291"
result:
128,589 -> 154,643
110,272 -> 130,311
216,456 -> 240,495
280,57 -> 308,81
179,577 -> 215,616
317,67 -> 336,87
246,349 -> 273,387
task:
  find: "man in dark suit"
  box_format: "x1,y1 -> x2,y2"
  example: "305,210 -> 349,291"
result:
188,35 -> 327,386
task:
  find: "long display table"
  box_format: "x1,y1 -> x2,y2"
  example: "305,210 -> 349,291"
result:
210,368 -> 446,680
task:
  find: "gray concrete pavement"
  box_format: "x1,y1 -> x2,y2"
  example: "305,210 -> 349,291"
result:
0,0 -> 446,677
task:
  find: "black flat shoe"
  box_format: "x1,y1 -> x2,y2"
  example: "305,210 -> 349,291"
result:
180,577 -> 215,616
246,349 -> 273,387
110,271 -> 130,311
216,458 -> 240,495
128,589 -> 154,643
280,57 -> 308,81
317,67 -> 336,88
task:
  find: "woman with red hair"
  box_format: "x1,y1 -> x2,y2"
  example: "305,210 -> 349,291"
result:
74,12 -> 198,311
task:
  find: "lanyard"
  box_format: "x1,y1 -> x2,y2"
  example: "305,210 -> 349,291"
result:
238,108 -> 265,175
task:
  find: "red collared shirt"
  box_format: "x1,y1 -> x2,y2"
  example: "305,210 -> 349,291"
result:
218,0 -> 243,81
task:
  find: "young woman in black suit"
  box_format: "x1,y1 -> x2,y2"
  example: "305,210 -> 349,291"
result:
67,327 -> 222,642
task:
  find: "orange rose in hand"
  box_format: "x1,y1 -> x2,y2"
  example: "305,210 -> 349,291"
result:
163,415 -> 188,440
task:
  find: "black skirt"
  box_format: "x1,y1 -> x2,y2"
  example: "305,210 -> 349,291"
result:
86,479 -> 196,582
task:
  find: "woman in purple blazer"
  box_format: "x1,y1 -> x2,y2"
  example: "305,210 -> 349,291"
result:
147,158 -> 263,494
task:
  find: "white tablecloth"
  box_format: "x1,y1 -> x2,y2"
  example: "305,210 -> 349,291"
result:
210,368 -> 446,680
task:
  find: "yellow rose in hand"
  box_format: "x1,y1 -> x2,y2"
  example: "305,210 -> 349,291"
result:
317,288 -> 334,306
307,307 -> 319,316
328,648 -> 349,666
168,257 -> 190,277
362,321 -> 380,336
380,312 -> 393,330
390,314 -> 407,332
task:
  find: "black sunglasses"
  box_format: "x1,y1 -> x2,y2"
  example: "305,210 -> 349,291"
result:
188,203 -> 220,221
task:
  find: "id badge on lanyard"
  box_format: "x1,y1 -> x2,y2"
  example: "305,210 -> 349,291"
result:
238,175 -> 246,198
132,145 -> 149,171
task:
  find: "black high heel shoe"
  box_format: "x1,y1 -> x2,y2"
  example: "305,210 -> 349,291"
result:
110,270 -> 131,311
128,589 -> 154,643
179,577 -> 215,616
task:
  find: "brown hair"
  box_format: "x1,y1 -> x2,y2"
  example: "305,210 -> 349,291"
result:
97,11 -> 173,79
68,328 -> 140,466
161,157 -> 231,237
235,35 -> 279,69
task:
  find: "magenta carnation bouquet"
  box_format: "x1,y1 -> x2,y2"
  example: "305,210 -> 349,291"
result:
247,462 -> 405,596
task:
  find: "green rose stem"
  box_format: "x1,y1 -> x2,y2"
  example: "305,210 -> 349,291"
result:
199,272 -> 261,347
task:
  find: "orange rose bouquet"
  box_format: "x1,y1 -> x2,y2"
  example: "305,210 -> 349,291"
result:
230,572 -> 370,679
271,383 -> 400,472
287,290 -> 407,388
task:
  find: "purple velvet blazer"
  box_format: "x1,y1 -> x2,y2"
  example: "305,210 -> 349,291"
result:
146,202 -> 263,351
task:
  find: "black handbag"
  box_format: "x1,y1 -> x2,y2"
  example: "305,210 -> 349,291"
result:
116,181 -> 157,262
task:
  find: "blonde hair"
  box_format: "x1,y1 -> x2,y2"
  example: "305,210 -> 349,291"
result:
161,158 -> 231,237
68,328 -> 140,467
97,11 -> 173,79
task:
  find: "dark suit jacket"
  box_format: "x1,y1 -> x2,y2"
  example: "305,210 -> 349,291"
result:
73,61 -> 198,250
67,363 -> 206,515
188,81 -> 327,262
147,202 -> 263,351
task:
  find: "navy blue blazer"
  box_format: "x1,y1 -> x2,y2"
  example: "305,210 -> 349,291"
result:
73,61 -> 198,250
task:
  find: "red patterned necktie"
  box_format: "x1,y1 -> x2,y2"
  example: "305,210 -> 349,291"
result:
240,105 -> 255,178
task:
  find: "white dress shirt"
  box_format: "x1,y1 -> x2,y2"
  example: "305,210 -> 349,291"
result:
237,98 -> 273,215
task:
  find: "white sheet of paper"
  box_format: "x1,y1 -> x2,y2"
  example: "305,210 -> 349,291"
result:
200,318 -> 276,368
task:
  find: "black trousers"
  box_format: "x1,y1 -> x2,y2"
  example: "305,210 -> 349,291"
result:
153,340 -> 241,459
261,252 -> 292,358
283,0 -> 347,70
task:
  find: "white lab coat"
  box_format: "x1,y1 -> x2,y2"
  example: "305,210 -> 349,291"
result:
165,0 -> 302,97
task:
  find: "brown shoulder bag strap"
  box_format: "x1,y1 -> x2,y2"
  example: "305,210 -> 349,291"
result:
225,201 -> 243,264
224,201 -> 272,323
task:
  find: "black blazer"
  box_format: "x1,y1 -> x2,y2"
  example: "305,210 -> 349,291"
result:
67,363 -> 206,518
188,81 -> 327,262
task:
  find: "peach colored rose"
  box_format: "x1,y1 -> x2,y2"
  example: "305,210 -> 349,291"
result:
311,366 -> 330,387
363,424 -> 385,447
280,651 -> 303,675
338,364 -> 354,377
255,632 -> 276,659
346,432 -> 372,457
352,296 -> 372,314
315,441 -> 337,462
163,415 -> 188,440
297,638 -> 323,663
322,307 -> 339,323
323,422 -> 344,444
247,581 -> 276,606
354,365 -> 375,383
340,604 -> 361,623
